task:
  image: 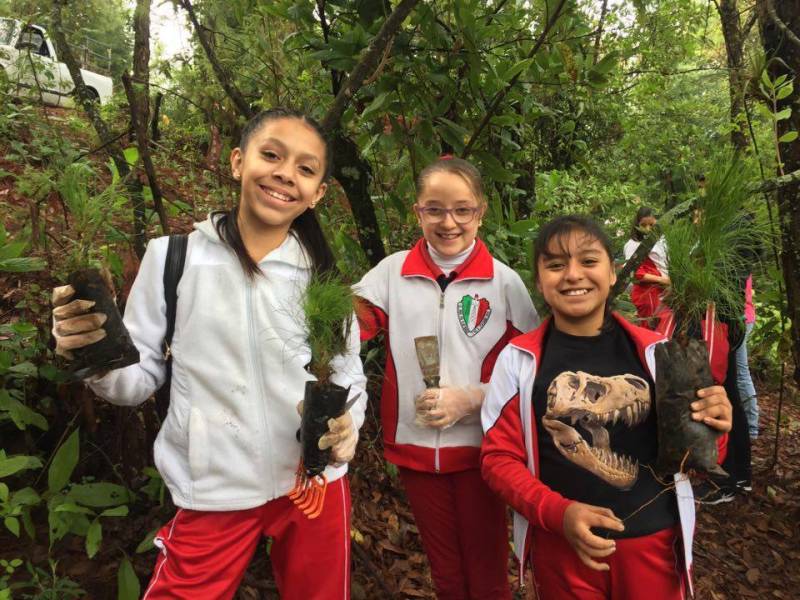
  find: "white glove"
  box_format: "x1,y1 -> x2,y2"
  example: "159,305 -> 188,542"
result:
414,386 -> 485,429
296,401 -> 358,465
318,411 -> 358,464
51,284 -> 107,360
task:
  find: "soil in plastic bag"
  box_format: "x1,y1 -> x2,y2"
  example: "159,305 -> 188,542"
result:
66,268 -> 139,380
298,381 -> 350,477
655,338 -> 727,477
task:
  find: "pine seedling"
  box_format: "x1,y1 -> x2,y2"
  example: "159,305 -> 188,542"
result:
57,161 -> 126,272
661,155 -> 763,340
302,272 -> 355,383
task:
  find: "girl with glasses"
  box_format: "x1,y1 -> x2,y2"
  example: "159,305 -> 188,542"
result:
354,156 -> 539,599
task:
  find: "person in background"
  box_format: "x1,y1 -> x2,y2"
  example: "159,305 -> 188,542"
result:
737,275 -> 759,439
623,206 -> 670,328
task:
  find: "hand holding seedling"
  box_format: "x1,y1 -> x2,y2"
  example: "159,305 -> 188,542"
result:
296,400 -> 358,465
691,385 -> 732,433
562,502 -> 625,571
318,411 -> 357,464
51,284 -> 107,359
413,386 -> 483,429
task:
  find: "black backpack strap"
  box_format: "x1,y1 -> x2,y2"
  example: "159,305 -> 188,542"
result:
155,234 -> 188,421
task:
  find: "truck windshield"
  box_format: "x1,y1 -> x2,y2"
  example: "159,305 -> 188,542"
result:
0,19 -> 16,46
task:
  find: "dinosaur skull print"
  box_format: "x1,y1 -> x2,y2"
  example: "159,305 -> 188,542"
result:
541,371 -> 650,490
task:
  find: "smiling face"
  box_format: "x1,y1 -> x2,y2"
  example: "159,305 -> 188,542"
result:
414,171 -> 485,257
230,117 -> 327,234
536,230 -> 617,335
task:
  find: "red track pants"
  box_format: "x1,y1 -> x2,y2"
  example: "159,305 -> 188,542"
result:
399,467 -> 512,600
142,477 -> 352,600
530,526 -> 687,600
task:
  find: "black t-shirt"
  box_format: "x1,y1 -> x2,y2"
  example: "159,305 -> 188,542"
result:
533,320 -> 678,538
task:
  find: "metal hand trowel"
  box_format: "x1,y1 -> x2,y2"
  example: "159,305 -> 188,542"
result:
414,336 -> 440,389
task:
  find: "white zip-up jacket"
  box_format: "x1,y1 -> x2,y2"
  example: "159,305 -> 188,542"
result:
87,217 -> 367,511
354,238 -> 538,473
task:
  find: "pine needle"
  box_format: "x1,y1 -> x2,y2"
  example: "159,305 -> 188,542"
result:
662,155 -> 765,336
302,272 -> 354,382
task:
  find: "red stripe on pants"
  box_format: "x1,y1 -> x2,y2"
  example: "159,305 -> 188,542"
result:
531,525 -> 686,600
143,477 -> 351,600
399,467 -> 512,600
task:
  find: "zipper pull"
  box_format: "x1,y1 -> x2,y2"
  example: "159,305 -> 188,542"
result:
440,292 -> 444,309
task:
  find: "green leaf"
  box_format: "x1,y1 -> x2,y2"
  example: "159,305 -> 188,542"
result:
99,505 -> 129,518
501,58 -> 535,82
3,517 -> 19,537
54,502 -> 93,514
8,362 -> 37,377
86,518 -> 102,558
0,240 -> 26,260
123,146 -> 139,167
0,454 -> 42,478
0,390 -> 48,431
9,487 -> 40,507
0,257 -> 45,272
779,130 -> 798,143
776,81 -> 794,100
0,482 -> 7,502
48,428 -> 80,494
775,108 -> 792,121
509,219 -> 538,237
135,527 -> 158,553
360,91 -> 392,122
592,50 -> 619,75
117,556 -> 140,600
67,483 -> 132,508
761,69 -> 774,90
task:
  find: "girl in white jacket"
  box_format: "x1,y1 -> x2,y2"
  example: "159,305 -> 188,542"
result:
355,157 -> 538,599
51,108 -> 367,600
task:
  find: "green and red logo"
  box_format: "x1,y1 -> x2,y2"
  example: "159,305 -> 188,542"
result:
457,294 -> 492,337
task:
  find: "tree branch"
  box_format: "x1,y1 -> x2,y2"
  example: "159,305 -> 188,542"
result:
178,0 -> 254,118
50,0 -> 146,258
461,0 -> 568,158
765,0 -> 800,49
125,0 -> 169,234
321,0 -> 421,133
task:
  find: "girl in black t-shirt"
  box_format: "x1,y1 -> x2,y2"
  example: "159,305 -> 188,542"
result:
480,215 -> 733,599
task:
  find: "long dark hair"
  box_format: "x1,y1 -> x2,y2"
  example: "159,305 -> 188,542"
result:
630,206 -> 655,242
213,108 -> 336,278
533,215 -> 616,328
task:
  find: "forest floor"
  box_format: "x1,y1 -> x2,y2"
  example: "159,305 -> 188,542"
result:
1,106 -> 799,599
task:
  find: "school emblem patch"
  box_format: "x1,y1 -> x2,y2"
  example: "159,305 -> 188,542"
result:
457,294 -> 492,337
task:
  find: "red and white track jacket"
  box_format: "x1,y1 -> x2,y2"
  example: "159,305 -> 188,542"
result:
355,238 -> 539,474
481,313 -> 727,577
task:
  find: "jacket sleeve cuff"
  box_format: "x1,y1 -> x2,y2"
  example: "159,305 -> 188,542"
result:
540,496 -> 574,535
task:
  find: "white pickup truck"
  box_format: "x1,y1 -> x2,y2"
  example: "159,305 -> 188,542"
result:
0,17 -> 113,106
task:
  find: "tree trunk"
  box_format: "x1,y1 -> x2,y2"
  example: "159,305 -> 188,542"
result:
717,0 -> 749,152
125,0 -> 169,234
331,134 -> 385,265
50,0 -> 146,258
758,0 -> 800,383
318,0 -> 423,264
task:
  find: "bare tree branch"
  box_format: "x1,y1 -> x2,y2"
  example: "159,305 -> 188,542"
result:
765,0 -> 800,48
178,0 -> 254,118
321,0 -> 421,133
461,0 -> 568,159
